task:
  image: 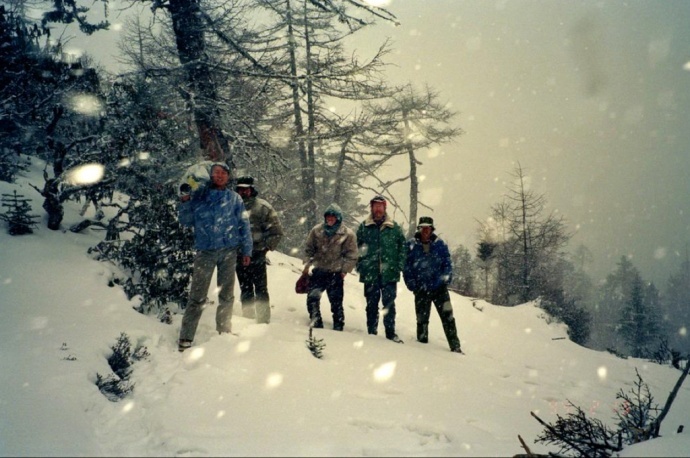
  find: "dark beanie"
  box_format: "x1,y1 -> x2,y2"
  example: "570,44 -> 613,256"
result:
236,176 -> 254,188
417,216 -> 435,230
370,195 -> 387,206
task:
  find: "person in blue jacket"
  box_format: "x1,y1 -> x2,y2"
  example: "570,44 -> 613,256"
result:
403,216 -> 463,353
177,162 -> 253,352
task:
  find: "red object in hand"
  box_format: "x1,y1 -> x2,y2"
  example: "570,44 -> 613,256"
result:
295,273 -> 310,294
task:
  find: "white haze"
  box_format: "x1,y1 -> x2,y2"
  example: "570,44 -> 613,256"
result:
0,158 -> 688,456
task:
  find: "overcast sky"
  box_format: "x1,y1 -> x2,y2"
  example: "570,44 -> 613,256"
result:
346,0 -> 690,285
62,0 -> 690,284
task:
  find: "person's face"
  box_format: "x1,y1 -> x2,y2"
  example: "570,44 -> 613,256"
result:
371,202 -> 386,220
325,214 -> 337,226
419,225 -> 433,241
236,186 -> 252,198
211,166 -> 230,188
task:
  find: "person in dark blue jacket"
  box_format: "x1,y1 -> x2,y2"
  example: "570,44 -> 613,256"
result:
403,216 -> 463,353
177,162 -> 253,352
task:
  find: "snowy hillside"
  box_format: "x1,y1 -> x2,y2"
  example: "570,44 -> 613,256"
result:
1,159 -> 688,457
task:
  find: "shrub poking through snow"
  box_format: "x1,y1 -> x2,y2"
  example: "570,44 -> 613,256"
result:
306,327 -> 326,359
95,332 -> 149,401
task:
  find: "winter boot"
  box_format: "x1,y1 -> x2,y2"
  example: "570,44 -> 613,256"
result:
311,318 -> 324,328
178,339 -> 192,352
443,317 -> 461,353
386,333 -> 404,344
307,302 -> 323,328
417,323 -> 429,343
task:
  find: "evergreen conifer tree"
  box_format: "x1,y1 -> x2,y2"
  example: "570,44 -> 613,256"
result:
0,190 -> 39,235
619,274 -> 663,358
96,185 -> 195,322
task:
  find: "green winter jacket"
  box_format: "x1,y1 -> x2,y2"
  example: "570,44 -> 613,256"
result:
356,213 -> 407,284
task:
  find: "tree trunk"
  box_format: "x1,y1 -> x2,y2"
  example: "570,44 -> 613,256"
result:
332,136 -> 351,206
517,166 -> 531,302
168,0 -> 228,164
407,143 -> 418,238
302,0 -> 318,229
42,105 -> 66,230
404,112 -> 418,238
286,0 -> 317,230
484,266 -> 489,299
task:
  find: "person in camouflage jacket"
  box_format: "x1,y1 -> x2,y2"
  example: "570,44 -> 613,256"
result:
356,195 -> 407,343
235,176 -> 284,324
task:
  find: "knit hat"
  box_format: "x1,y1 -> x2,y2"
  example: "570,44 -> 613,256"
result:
323,203 -> 343,237
323,203 -> 342,220
236,176 -> 254,188
369,195 -> 387,207
417,216 -> 435,229
210,162 -> 230,173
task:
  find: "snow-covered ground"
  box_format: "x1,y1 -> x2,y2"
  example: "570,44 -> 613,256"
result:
1,158 -> 688,456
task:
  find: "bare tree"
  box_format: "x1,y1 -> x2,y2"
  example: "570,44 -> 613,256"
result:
253,0 -> 396,229
480,163 -> 571,305
362,83 -> 462,237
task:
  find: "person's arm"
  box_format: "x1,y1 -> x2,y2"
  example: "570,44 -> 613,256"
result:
439,240 -> 453,285
356,222 -> 364,248
177,197 -> 194,227
397,226 -> 407,272
237,197 -> 253,260
402,241 -> 417,291
303,228 -> 317,274
341,230 -> 358,275
263,205 -> 284,251
355,222 -> 364,272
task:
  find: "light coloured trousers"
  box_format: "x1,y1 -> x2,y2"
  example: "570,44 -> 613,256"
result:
179,247 -> 238,342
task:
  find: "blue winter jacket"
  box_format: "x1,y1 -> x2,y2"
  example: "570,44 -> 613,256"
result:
178,184 -> 253,255
403,233 -> 453,292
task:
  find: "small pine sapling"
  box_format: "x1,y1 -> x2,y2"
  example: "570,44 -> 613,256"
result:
59,342 -> 77,361
0,190 -> 40,235
306,327 -> 326,359
95,332 -> 150,401
96,373 -> 134,402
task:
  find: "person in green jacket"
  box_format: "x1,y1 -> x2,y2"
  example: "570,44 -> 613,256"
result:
356,195 -> 407,343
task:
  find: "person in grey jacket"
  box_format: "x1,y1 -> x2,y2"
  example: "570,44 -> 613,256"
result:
234,176 -> 284,324
302,204 -> 358,330
177,162 -> 252,352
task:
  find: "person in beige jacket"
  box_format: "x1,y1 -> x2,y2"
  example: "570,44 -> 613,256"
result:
302,204 -> 358,330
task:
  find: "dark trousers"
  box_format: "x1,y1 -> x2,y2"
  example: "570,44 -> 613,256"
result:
364,279 -> 398,338
414,284 -> 461,351
307,268 -> 344,329
236,251 -> 270,323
